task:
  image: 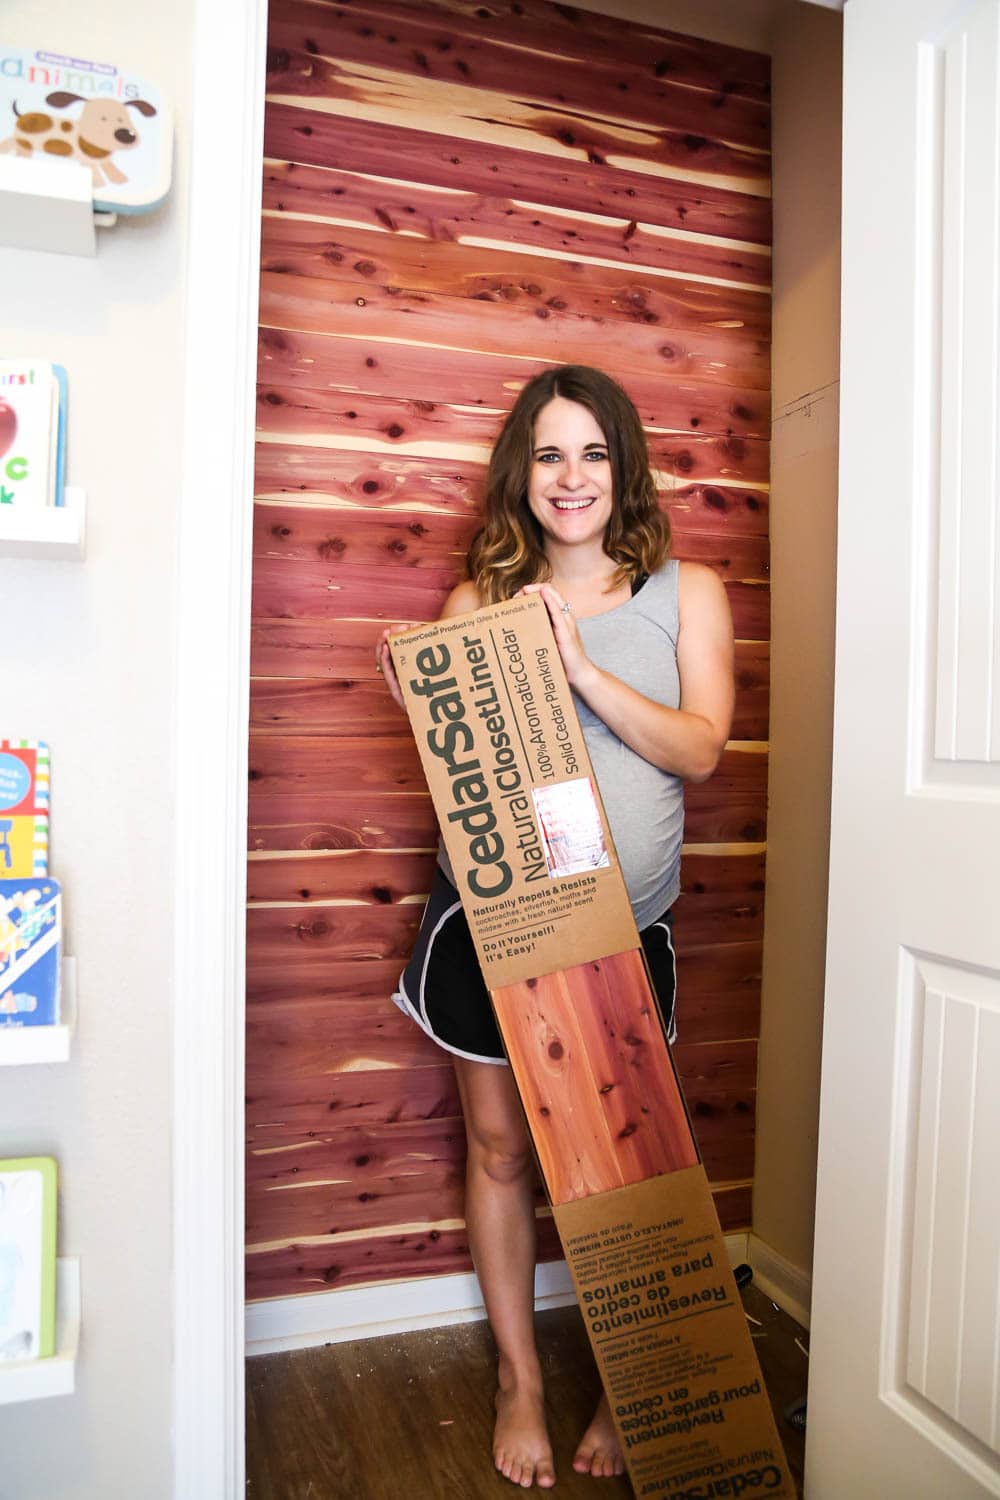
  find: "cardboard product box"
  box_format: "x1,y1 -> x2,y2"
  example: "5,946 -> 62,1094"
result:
390,596 -> 793,1498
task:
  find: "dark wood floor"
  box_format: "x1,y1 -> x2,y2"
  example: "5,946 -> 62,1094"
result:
246,1283 -> 808,1499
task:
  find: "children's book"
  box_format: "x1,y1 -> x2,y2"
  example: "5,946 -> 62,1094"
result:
0,361 -> 67,508
0,46 -> 173,215
0,878 -> 61,1027
0,1157 -> 57,1362
0,739 -> 49,876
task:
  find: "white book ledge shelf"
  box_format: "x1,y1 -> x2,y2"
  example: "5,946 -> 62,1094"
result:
0,958 -> 76,1065
0,1258 -> 80,1405
0,156 -> 115,257
0,488 -> 86,561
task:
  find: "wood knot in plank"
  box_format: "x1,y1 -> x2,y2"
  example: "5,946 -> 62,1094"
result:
548,1040 -> 564,1060
618,1123 -> 638,1139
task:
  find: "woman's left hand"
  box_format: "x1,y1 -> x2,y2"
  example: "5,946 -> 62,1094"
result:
519,583 -> 594,691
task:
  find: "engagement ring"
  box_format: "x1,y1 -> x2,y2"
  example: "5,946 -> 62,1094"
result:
561,601 -> 572,615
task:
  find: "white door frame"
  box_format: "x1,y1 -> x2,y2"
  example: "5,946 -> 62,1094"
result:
170,2 -> 851,1496
172,0 -> 267,1495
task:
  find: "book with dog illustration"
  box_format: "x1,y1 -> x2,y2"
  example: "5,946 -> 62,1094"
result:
0,740 -> 49,878
0,361 -> 67,509
0,47 -> 173,214
0,878 -> 61,1028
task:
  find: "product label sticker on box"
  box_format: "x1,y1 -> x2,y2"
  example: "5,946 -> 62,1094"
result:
390,596 -> 638,987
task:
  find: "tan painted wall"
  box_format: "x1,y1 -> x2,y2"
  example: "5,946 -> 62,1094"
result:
754,0 -> 843,1277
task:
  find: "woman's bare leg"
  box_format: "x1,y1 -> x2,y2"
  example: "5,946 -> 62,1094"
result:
453,1056 -> 556,1490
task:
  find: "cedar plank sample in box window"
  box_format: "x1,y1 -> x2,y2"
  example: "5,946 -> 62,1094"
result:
390,599 -> 794,1498
390,596 -> 636,988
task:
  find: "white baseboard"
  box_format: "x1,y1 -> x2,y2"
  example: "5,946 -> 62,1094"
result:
747,1233 -> 812,1329
246,1235 -> 751,1356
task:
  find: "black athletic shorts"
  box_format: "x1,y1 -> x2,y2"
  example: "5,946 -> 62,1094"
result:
392,867 -> 678,1066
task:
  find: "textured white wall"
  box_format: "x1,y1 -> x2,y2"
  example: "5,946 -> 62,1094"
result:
0,5 -> 192,1496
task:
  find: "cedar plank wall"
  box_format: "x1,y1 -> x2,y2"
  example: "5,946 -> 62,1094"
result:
246,0 -> 770,1303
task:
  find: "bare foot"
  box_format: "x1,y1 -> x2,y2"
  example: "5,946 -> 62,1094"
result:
493,1379 -> 557,1489
572,1392 -> 625,1479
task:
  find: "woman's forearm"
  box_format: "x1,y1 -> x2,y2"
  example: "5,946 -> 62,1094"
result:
571,661 -> 727,781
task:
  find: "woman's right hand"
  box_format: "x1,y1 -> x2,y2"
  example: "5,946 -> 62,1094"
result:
376,624 -> 418,711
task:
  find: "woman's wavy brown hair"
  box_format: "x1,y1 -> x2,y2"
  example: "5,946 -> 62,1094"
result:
467,365 -> 671,604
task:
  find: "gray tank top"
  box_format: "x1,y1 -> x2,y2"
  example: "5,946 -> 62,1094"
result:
437,561 -> 683,928
574,561 -> 683,927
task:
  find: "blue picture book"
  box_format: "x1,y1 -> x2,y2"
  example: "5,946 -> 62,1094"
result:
0,878 -> 61,1027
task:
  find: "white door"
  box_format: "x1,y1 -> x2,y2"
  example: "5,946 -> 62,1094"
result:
809,0 -> 1000,1495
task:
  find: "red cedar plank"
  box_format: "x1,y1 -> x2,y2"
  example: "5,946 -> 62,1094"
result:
245,1224 -> 476,1295
268,5 -> 770,151
259,272 -> 770,393
673,1038 -> 758,1091
252,504 -> 768,582
315,0 -> 771,100
265,67 -> 767,204
246,995 -> 440,1076
247,789 -> 438,851
676,939 -> 763,1002
246,900 -> 421,964
241,939 -> 762,1048
243,976 -> 755,1091
247,1115 -> 467,1183
256,375 -> 767,450
252,556 -> 455,622
245,955 -> 403,1003
247,735 -> 765,808
699,1136 -> 755,1184
254,443 -> 483,512
249,677 -> 410,735
258,327 -> 770,439
243,1183 -> 752,1299
246,778 -> 763,850
254,426 -> 773,495
247,645 -> 768,737
245,1092 -> 753,1185
252,500 -> 476,570
672,850 -> 766,948
253,435 -> 770,502
246,1134 -> 754,1242
715,1181 -> 753,1230
249,731 -> 424,792
246,1060 -> 463,1130
244,849 -> 763,924
261,162 -> 771,304
685,747 -> 768,842
244,1214 -> 564,1299
265,108 -> 771,279
246,1172 -> 467,1241
251,556 -> 767,637
493,953 -> 698,1204
249,617 -> 765,690
265,62 -> 769,194
262,160 -> 770,293
732,641 -> 769,740
247,849 -> 435,903
244,1042 -> 759,1138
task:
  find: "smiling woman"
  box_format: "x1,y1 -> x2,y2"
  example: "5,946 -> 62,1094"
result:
376,364 -> 734,1488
